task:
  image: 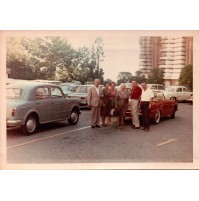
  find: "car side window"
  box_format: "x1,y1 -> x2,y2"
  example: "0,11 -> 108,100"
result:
151,85 -> 157,90
158,86 -> 165,90
36,87 -> 50,99
183,88 -> 189,92
176,88 -> 182,92
51,87 -> 63,98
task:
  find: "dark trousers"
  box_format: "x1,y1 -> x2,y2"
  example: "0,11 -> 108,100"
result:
141,101 -> 150,129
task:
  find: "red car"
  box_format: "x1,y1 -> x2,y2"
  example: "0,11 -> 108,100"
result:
126,92 -> 178,124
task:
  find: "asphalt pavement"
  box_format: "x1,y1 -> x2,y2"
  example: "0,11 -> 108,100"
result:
7,103 -> 193,163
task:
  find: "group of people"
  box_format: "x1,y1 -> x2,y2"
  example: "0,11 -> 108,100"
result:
87,79 -> 154,132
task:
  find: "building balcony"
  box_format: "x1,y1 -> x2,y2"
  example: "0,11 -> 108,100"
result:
174,47 -> 186,51
161,52 -> 174,57
160,56 -> 174,60
160,48 -> 175,52
173,52 -> 186,56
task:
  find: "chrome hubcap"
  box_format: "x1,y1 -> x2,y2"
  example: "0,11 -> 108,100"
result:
71,112 -> 78,122
26,118 -> 36,132
155,111 -> 160,123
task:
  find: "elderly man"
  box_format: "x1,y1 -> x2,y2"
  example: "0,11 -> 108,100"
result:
130,80 -> 142,129
87,79 -> 103,128
140,82 -> 154,132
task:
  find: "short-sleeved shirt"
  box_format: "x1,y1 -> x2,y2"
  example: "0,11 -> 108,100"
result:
130,85 -> 142,99
141,88 -> 154,101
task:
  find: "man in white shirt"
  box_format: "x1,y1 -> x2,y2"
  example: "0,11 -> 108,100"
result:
140,82 -> 154,132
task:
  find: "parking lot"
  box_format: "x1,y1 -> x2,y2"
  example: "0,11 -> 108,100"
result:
6,102 -> 193,163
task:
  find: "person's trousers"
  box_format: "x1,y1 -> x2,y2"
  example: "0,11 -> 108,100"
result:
130,99 -> 140,127
91,106 -> 101,126
140,101 -> 150,129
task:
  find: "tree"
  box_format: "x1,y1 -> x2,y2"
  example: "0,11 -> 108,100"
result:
89,37 -> 105,83
147,68 -> 164,84
117,71 -> 133,85
6,37 -> 37,80
179,64 -> 193,90
6,36 -> 106,83
134,70 -> 146,83
104,78 -> 113,83
22,36 -> 75,80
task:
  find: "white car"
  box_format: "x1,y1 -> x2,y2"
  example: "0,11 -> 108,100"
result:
163,86 -> 193,101
147,84 -> 165,96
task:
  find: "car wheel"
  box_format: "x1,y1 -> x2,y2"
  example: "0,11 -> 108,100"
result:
170,109 -> 176,119
154,110 -> 161,124
68,108 -> 79,125
22,114 -> 38,135
170,97 -> 176,101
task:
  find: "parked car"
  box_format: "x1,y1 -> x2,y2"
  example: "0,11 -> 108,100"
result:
163,85 -> 193,101
147,84 -> 165,96
6,78 -> 30,85
34,79 -> 62,85
60,84 -> 79,96
84,82 -> 94,85
6,82 -> 81,135
66,85 -> 93,107
125,92 -> 178,124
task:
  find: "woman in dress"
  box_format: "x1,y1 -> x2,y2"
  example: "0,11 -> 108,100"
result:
101,81 -> 111,127
115,83 -> 129,126
107,82 -> 117,125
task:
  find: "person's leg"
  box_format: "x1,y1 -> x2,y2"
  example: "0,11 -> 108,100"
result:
93,107 -> 98,126
134,100 -> 140,128
116,116 -> 120,125
91,107 -> 96,127
102,115 -> 105,125
145,104 -> 150,130
96,106 -> 101,126
141,103 -> 146,129
130,100 -> 135,127
121,115 -> 124,126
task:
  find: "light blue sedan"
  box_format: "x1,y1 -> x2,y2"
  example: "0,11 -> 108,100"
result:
6,82 -> 81,135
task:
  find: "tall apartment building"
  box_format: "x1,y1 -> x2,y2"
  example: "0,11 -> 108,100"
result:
139,36 -> 193,86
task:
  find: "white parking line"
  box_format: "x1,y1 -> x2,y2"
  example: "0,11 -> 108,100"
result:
7,126 -> 91,149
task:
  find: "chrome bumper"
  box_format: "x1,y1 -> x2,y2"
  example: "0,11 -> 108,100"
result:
7,119 -> 22,127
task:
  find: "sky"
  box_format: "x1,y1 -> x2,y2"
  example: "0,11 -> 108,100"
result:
58,31 -> 141,81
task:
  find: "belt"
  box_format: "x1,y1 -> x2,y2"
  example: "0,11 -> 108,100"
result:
141,101 -> 150,103
131,98 -> 139,100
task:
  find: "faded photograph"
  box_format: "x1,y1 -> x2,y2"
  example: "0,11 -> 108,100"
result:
1,31 -> 196,168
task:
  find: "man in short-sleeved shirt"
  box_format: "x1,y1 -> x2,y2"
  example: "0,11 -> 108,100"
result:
140,82 -> 154,132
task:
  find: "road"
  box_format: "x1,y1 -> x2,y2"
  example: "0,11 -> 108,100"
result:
7,103 -> 193,163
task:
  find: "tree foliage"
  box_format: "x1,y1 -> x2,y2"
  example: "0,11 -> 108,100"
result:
147,68 -> 164,85
116,71 -> 146,85
117,71 -> 133,85
179,64 -> 193,90
6,36 -> 105,84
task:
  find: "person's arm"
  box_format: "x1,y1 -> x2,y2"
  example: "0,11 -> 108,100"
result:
87,88 -> 92,107
149,90 -> 154,109
149,97 -> 153,109
115,91 -> 119,109
138,88 -> 142,108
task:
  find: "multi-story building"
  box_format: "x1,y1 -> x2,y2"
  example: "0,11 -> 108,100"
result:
139,36 -> 193,86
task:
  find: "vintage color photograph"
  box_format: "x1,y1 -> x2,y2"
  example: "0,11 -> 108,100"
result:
0,30 -> 197,169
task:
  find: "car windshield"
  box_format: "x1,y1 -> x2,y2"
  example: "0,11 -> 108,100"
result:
165,87 -> 174,92
61,85 -> 78,92
6,88 -> 24,99
76,86 -> 88,93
